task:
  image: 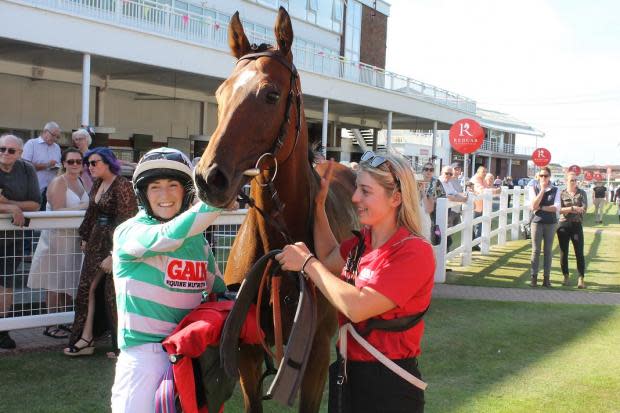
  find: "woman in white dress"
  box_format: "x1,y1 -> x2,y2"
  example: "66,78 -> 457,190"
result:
28,148 -> 89,338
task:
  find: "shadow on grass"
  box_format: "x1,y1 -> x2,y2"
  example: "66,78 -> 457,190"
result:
423,299 -> 620,413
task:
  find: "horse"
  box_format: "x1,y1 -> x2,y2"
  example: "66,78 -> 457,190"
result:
194,7 -> 357,413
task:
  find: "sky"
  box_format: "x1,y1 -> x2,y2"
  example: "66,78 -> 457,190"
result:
384,0 -> 620,167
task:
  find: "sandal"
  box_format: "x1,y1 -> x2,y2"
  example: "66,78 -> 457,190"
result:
63,337 -> 95,357
43,325 -> 70,339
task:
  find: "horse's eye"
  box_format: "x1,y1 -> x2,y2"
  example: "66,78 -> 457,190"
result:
266,92 -> 280,104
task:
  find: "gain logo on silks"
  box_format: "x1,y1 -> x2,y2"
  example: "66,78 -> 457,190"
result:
165,258 -> 208,289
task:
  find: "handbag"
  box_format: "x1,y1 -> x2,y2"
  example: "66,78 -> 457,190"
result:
520,214 -> 534,240
431,224 -> 441,246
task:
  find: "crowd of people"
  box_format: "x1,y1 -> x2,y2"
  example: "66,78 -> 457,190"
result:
1,122 -> 618,411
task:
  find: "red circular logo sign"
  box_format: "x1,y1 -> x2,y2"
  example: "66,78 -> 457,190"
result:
594,173 -> 604,181
568,165 -> 581,175
449,119 -> 484,154
584,171 -> 594,181
531,148 -> 551,167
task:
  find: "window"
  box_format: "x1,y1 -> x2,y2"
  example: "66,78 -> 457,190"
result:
307,0 -> 318,11
332,0 -> 342,21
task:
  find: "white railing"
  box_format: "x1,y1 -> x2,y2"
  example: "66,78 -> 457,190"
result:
479,140 -> 534,156
13,0 -> 477,113
433,187 -> 530,282
0,209 -> 246,331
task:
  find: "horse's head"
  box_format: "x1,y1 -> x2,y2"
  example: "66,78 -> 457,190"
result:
194,7 -> 301,207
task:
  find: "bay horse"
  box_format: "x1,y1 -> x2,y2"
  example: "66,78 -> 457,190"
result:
194,7 -> 357,413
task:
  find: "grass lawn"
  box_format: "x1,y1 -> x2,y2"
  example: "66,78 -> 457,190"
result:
446,203 -> 620,291
3,298 -> 620,412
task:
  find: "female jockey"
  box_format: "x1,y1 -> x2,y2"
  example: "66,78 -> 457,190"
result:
110,148 -> 231,412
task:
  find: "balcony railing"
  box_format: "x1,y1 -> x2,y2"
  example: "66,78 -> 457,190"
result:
480,140 -> 533,156
14,0 -> 477,113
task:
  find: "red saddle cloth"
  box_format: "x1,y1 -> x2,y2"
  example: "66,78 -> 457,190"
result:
162,301 -> 262,413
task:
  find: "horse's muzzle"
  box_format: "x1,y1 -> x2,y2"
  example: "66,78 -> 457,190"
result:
193,163 -> 235,208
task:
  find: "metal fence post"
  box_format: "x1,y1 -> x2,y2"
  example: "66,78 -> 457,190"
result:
481,189 -> 493,254
433,198 -> 449,283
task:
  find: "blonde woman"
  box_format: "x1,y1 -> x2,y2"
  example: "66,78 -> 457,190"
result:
557,172 -> 588,288
276,151 -> 434,412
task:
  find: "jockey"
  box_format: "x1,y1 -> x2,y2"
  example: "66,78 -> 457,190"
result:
110,148 -> 230,413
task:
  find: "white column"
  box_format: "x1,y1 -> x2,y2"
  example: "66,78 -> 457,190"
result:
487,156 -> 492,171
322,98 -> 328,157
386,111 -> 393,151
508,158 -> 513,177
471,153 -> 477,177
432,120 -> 437,159
81,54 -> 91,127
433,197 -> 449,283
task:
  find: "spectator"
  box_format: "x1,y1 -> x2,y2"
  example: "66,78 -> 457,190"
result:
420,161 -> 445,244
592,182 -> 607,224
22,122 -> 62,209
615,186 -> 620,208
111,148 -> 228,412
0,134 -> 41,349
276,153 -> 433,413
71,129 -> 93,192
485,173 -> 495,187
617,190 -> 620,223
439,166 -> 468,249
493,175 -> 502,187
503,175 -> 515,205
450,162 -> 465,187
557,172 -> 588,289
471,166 -> 501,250
27,148 -> 89,338
64,148 -> 137,358
529,167 -> 561,287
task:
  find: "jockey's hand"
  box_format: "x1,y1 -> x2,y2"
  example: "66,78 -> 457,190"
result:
315,160 -> 335,208
275,242 -> 312,272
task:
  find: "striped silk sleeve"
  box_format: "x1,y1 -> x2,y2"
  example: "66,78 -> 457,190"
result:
116,202 -> 222,260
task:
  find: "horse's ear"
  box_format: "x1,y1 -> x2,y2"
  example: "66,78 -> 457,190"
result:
274,6 -> 294,57
228,11 -> 251,59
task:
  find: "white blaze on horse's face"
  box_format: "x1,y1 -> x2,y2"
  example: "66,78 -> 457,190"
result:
232,70 -> 257,95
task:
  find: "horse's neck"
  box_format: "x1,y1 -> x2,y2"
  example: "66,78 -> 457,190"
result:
252,150 -> 316,249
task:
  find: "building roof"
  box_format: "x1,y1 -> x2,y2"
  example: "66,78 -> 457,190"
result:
477,108 -> 544,137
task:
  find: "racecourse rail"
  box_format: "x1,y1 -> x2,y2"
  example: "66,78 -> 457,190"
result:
1,187 -> 532,331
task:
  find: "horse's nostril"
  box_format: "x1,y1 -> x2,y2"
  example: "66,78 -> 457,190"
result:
205,165 -> 229,191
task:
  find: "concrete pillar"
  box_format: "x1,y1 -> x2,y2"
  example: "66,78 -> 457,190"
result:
487,156 -> 492,171
322,98 -> 328,157
386,111 -> 393,151
81,53 -> 91,127
432,120 -> 437,158
508,158 -> 513,177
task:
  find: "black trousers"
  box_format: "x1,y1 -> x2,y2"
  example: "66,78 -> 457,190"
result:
330,357 -> 425,413
556,222 -> 585,277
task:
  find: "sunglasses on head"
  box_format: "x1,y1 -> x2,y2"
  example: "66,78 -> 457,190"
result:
0,147 -> 18,154
64,159 -> 82,165
360,151 -> 400,189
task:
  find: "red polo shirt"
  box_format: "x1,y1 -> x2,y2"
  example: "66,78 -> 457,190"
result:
339,227 -> 435,361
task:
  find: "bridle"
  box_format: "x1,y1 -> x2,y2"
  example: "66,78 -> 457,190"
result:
238,49 -> 302,179
236,49 -> 304,245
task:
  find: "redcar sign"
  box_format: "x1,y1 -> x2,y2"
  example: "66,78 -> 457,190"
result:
449,119 -> 484,154
568,165 -> 581,174
584,171 -> 594,181
532,148 -> 551,167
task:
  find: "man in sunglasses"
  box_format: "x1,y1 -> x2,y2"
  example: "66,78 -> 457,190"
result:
0,134 -> 41,349
439,166 -> 468,250
22,121 -> 62,210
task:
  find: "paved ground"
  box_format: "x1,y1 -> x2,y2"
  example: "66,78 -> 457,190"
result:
3,283 -> 620,356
